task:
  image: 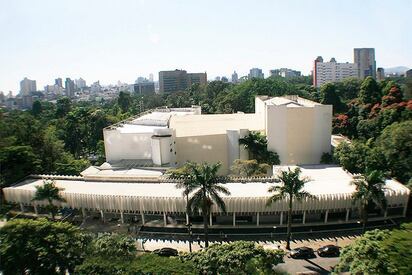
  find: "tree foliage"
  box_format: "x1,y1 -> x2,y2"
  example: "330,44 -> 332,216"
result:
0,218 -> 91,274
181,241 -> 284,275
239,131 -> 280,165
335,228 -> 409,274
230,159 -> 270,177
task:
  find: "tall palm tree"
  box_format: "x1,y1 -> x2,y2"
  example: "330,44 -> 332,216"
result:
351,170 -> 387,233
239,131 -> 280,165
32,179 -> 66,220
175,162 -> 230,248
266,167 -> 314,250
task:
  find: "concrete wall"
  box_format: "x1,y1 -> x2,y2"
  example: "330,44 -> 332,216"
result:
170,113 -> 264,137
266,104 -> 332,165
104,129 -> 153,162
174,134 -> 229,174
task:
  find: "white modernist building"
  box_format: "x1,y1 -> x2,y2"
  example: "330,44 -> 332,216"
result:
3,95 -> 409,228
103,95 -> 332,174
4,165 -> 409,227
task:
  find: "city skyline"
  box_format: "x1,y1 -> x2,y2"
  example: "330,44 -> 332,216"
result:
1,0 -> 411,93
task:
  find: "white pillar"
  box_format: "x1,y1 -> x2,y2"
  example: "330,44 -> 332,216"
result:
384,210 -> 388,218
210,213 -> 213,226
163,212 -> 167,226
280,212 -> 283,225
233,212 -> 236,227
33,205 -> 38,215
403,205 -> 407,217
141,212 -> 145,224
186,213 -> 189,224
345,209 -> 350,222
256,212 -> 260,226
120,212 -> 124,224
302,211 -> 306,224
100,210 -> 104,221
20,203 -> 25,212
324,210 -> 329,223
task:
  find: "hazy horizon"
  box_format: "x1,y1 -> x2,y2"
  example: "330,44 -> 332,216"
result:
1,0 -> 411,94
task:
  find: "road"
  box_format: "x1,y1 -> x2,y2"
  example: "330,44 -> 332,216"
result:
276,256 -> 340,274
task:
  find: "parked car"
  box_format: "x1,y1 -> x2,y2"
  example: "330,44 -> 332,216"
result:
152,247 -> 178,257
317,245 -> 340,257
290,247 -> 315,259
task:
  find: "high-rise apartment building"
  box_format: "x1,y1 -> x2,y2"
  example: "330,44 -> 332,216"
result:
231,71 -> 239,83
405,69 -> 412,78
159,70 -> 207,93
354,48 -> 376,79
270,68 -> 301,78
20,77 -> 37,96
313,57 -> 358,87
377,68 -> 385,81
248,68 -> 264,79
75,78 -> 87,89
65,78 -> 75,97
55,78 -> 63,87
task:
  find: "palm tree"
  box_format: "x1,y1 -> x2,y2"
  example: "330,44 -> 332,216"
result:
32,179 -> 66,220
266,167 -> 314,250
175,162 -> 230,248
351,170 -> 387,233
239,131 -> 280,165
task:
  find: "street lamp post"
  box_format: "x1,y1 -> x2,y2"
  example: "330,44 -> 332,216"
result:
186,222 -> 193,252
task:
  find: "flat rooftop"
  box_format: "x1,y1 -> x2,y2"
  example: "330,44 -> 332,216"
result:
107,107 -> 201,134
262,95 -> 321,107
7,165 -> 409,198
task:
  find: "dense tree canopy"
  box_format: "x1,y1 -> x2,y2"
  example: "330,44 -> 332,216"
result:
181,241 -> 284,274
0,219 -> 91,274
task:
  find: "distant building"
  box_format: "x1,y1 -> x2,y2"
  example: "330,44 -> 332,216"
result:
20,77 -> 37,96
231,71 -> 239,83
270,68 -> 301,78
159,70 -> 207,93
377,67 -> 385,81
149,73 -> 154,82
406,69 -> 412,78
91,81 -> 102,93
55,78 -> 63,87
221,76 -> 229,83
248,68 -> 264,79
354,48 -> 376,79
131,82 -> 155,95
75,78 -> 87,89
313,56 -> 358,87
214,76 -> 221,81
44,84 -> 64,95
65,78 -> 75,97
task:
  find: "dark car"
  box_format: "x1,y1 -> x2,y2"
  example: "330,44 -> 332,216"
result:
152,247 -> 178,257
317,245 -> 340,257
290,247 -> 315,259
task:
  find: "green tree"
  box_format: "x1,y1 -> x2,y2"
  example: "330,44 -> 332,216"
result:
118,91 -> 131,113
176,162 -> 230,248
333,141 -> 369,174
32,179 -> 66,219
0,145 -> 41,187
90,233 -> 136,258
335,229 -> 398,274
239,131 -> 280,165
359,76 -> 381,104
376,121 -> 412,183
351,170 -> 387,233
31,100 -> 43,116
0,218 -> 91,274
76,254 -> 197,275
181,241 -> 284,275
230,159 -> 270,177
266,167 -> 314,250
56,97 -> 72,117
320,82 -> 344,113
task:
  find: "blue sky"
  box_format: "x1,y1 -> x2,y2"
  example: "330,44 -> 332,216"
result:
1,0 -> 411,93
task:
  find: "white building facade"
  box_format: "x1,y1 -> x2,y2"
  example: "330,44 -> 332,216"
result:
313,57 -> 358,87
